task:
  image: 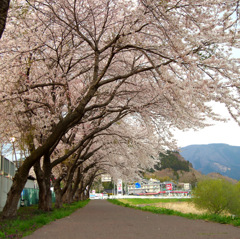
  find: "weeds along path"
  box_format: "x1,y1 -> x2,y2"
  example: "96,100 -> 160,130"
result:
24,200 -> 240,239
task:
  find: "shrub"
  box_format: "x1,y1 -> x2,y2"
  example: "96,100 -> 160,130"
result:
192,178 -> 236,214
227,182 -> 240,216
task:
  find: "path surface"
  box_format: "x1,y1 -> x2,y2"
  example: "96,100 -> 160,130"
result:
24,200 -> 240,239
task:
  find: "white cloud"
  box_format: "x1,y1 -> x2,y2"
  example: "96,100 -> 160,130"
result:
174,103 -> 240,147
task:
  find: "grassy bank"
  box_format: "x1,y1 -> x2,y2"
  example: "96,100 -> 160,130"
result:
115,198 -> 191,205
108,199 -> 240,227
0,200 -> 89,238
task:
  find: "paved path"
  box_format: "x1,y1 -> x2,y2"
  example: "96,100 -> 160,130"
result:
24,200 -> 240,239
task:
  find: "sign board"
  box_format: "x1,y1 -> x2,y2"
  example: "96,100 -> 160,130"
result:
184,183 -> 190,190
166,183 -> 172,190
101,174 -> 112,182
135,182 -> 141,188
117,179 -> 122,194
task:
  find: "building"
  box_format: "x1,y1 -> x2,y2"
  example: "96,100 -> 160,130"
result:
128,179 -> 161,195
127,179 -> 189,196
0,155 -> 16,211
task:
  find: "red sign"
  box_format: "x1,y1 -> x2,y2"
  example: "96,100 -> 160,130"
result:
166,184 -> 172,190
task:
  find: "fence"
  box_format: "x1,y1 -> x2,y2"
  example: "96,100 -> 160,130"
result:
21,188 -> 56,207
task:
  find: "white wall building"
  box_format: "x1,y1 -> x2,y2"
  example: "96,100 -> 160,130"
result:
0,156 -> 16,211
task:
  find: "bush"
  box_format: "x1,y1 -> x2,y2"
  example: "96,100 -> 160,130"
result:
227,182 -> 240,216
192,178 -> 237,215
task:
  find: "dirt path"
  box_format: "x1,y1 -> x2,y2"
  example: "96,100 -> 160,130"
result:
24,200 -> 240,239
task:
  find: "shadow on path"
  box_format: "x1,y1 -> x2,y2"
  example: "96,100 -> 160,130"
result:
24,200 -> 240,239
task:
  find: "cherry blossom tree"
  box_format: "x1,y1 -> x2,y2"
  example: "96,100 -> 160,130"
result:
1,0 -> 240,218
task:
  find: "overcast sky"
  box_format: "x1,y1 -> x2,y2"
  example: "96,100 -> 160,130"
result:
173,103 -> 240,147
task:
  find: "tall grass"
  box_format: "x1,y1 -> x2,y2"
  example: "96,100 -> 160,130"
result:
108,199 -> 240,227
0,200 -> 89,238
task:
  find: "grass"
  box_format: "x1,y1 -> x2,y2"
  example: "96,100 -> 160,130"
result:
0,200 -> 89,238
108,199 -> 240,227
117,198 -> 191,205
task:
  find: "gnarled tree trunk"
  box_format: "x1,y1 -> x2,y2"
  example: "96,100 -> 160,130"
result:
52,176 -> 64,209
34,154 -> 52,211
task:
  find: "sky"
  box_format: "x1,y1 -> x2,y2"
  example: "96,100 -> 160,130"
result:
173,103 -> 240,147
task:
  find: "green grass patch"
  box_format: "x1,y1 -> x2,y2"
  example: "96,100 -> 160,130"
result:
0,200 -> 89,238
108,199 -> 240,227
118,198 -> 191,205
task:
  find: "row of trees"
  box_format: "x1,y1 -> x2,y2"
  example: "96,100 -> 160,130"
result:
0,0 -> 240,218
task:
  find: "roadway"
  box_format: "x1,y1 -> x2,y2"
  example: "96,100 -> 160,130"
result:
24,200 -> 240,239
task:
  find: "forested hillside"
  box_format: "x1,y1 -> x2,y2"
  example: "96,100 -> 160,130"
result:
155,151 -> 191,172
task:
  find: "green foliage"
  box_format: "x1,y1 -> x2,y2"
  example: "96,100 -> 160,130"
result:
192,179 -> 239,215
0,231 -> 4,238
0,200 -> 89,238
119,198 -> 191,205
227,181 -> 240,216
156,151 -> 190,172
102,181 -> 114,190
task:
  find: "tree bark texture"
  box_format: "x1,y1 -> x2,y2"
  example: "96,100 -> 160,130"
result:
62,184 -> 74,204
34,156 -> 52,211
52,178 -> 63,209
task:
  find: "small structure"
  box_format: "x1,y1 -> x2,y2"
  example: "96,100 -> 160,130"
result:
0,155 -> 16,211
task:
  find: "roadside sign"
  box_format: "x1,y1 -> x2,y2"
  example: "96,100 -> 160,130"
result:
166,183 -> 172,190
101,174 -> 111,182
135,182 -> 141,188
117,179 -> 122,194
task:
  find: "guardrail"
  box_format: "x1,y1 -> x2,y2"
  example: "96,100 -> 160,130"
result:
109,195 -> 192,199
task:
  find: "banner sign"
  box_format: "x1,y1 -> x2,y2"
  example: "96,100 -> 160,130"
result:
117,179 -> 122,194
166,183 -> 172,190
101,174 -> 111,182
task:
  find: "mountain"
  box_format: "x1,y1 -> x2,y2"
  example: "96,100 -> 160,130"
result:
144,148 -> 238,185
180,144 -> 240,180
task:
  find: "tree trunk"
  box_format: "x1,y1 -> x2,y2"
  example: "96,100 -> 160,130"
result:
83,176 -> 95,200
52,177 -> 63,209
72,167 -> 82,198
61,162 -> 79,204
34,155 -> 52,211
1,166 -> 29,219
34,161 -> 45,210
62,184 -> 73,204
42,154 -> 52,211
54,189 -> 63,209
85,181 -> 93,200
